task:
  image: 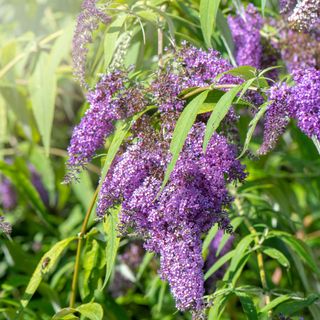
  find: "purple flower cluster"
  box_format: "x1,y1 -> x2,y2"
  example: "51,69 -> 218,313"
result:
151,43 -> 240,115
280,0 -> 298,14
0,177 -> 17,210
68,44 -> 247,311
258,83 -> 291,155
98,122 -> 245,310
287,0 -> 319,31
259,67 -> 320,153
72,0 -> 111,88
279,28 -> 320,72
289,68 -> 320,140
228,4 -> 263,68
65,70 -> 145,181
177,44 -> 240,87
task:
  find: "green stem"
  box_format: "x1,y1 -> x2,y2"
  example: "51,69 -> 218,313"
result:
69,187 -> 99,308
157,4 -> 167,68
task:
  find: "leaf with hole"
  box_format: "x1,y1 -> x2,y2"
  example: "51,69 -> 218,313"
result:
17,237 -> 75,316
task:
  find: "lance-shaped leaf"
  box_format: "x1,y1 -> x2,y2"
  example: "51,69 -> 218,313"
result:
17,237 -> 76,317
203,84 -> 243,152
200,0 -> 221,47
238,102 -> 269,159
160,90 -> 209,193
104,14 -> 127,69
102,206 -> 121,288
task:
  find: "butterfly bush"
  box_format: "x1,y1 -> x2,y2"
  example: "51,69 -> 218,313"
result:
72,0 -> 111,88
228,4 -> 263,68
98,121 -> 245,311
258,83 -> 292,155
279,28 -> 320,72
260,67 -> 320,153
287,0 -> 319,31
65,70 -> 145,181
289,68 -> 320,140
93,47 -> 247,311
67,0 -> 320,313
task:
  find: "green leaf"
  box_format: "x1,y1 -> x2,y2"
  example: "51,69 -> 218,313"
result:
216,10 -> 235,63
275,294 -> 319,316
52,308 -> 77,320
312,136 -> 320,155
28,26 -> 72,155
268,231 -> 320,275
104,14 -> 127,69
17,237 -> 76,316
224,234 -> 254,284
224,66 -> 257,80
77,302 -> 104,320
238,102 -> 269,158
29,53 -> 57,156
236,292 -> 258,320
203,84 -> 243,152
137,252 -> 154,281
205,249 -> 235,280
200,0 -> 221,47
202,224 -> 219,258
259,295 -> 292,314
72,170 -> 94,211
208,292 -> 231,320
156,281 -> 167,312
160,90 -> 209,192
261,0 -> 267,16
102,207 -> 121,288
262,247 -> 290,268
83,238 -> 105,299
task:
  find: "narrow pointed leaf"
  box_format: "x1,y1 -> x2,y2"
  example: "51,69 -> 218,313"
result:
238,102 -> 269,158
203,84 -> 243,152
17,237 -> 75,315
160,90 -> 209,192
102,207 -> 121,288
200,0 -> 221,47
104,14 -> 127,68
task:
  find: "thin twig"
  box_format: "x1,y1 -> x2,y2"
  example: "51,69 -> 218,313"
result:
69,187 -> 99,308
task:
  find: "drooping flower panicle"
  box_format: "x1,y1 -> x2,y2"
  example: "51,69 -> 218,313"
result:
98,122 -> 246,311
228,4 -> 263,68
72,0 -> 111,88
65,70 -> 145,182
